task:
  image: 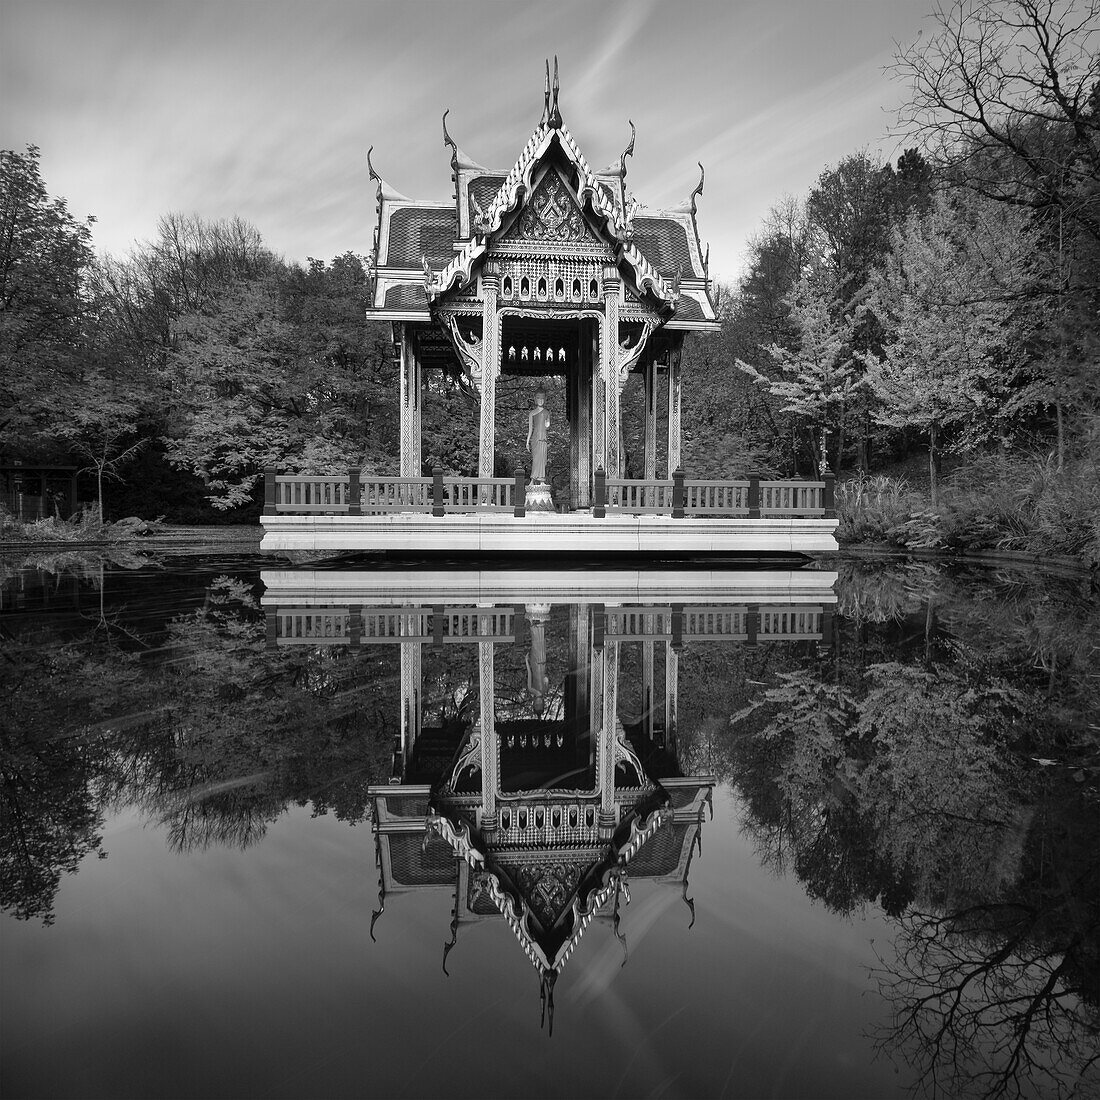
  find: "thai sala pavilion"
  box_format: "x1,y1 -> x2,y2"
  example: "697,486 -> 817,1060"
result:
259,61 -> 837,554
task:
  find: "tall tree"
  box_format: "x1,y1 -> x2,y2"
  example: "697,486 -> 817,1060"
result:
894,0 -> 1100,242
863,190 -> 1041,504
0,146 -> 96,458
736,278 -> 863,473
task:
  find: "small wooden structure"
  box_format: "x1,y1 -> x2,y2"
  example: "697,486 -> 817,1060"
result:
260,63 -> 837,555
1,465 -> 80,521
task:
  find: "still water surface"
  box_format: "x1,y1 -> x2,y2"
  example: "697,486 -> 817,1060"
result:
1,552 -> 1097,1100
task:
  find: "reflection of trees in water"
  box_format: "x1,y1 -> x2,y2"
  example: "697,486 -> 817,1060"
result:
713,560 -> 1100,1098
875,765 -> 1099,1099
2,573 -> 397,921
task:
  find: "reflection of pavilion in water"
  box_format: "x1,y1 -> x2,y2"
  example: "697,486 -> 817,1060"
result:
262,568 -> 835,1027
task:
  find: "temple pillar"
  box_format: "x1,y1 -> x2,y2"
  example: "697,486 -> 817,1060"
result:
577,324 -> 592,507
667,342 -> 682,477
643,355 -> 658,480
598,640 -> 620,833
642,638 -> 654,739
567,603 -> 590,736
479,273 -> 501,480
568,344 -> 579,508
591,319 -> 604,486
601,267 -> 622,478
398,324 -> 422,478
478,622 -> 498,828
664,639 -> 678,752
590,621 -> 604,772
399,629 -> 421,776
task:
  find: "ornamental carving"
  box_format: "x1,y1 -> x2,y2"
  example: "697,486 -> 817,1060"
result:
514,172 -> 590,243
514,862 -> 583,927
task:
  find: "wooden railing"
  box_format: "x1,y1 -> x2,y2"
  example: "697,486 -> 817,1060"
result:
593,467 -> 834,518
265,466 -> 527,517
442,476 -> 516,512
269,605 -> 516,646
605,479 -> 674,513
267,604 -> 831,648
601,605 -> 827,643
265,466 -> 835,519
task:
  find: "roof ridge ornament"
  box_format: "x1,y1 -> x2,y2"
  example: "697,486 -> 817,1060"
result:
548,56 -> 562,129
540,59 -> 550,126
442,109 -> 488,176
690,162 -> 705,220
618,120 -> 636,239
366,145 -> 412,209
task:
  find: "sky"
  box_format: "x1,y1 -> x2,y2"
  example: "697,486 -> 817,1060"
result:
2,0 -> 940,282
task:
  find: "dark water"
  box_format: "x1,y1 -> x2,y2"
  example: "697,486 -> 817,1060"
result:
1,551 -> 1097,1100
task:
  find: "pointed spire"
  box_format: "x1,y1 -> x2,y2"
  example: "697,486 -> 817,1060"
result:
541,59 -> 550,125
540,968 -> 557,1035
548,56 -> 562,129
442,109 -> 457,176
690,162 -> 705,218
618,120 -> 636,230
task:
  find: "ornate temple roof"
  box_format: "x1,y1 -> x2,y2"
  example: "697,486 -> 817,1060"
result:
367,61 -> 719,332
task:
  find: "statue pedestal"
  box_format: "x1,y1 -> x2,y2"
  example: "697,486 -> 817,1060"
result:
525,480 -> 555,513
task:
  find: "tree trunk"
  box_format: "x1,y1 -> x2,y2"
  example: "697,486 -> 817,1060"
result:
835,423 -> 845,477
928,424 -> 941,508
97,466 -> 104,526
1056,400 -> 1064,471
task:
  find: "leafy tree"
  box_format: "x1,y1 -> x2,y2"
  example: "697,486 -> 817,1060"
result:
0,146 -> 96,459
862,190 -> 1041,504
736,278 -> 863,473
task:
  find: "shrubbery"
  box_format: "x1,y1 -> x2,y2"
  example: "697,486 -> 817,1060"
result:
837,453 -> 1100,565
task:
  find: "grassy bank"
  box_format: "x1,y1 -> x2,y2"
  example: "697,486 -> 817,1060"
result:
0,509 -> 261,550
837,455 -> 1100,568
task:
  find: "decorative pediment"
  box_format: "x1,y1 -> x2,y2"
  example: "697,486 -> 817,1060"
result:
503,170 -> 601,247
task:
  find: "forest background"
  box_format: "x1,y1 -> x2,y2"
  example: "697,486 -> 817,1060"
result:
2,0 -> 1098,563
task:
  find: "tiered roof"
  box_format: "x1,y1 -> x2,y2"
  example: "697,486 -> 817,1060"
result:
367,62 -> 719,332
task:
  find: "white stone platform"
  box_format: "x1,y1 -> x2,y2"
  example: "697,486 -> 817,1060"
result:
259,566 -> 838,604
259,511 -> 838,555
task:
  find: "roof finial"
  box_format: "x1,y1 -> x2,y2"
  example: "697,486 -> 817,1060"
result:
690,162 -> 705,217
442,109 -> 458,176
541,60 -> 550,125
618,119 -> 636,226
548,56 -> 562,129
366,145 -> 383,213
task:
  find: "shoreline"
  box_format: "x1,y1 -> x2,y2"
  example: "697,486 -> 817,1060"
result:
0,527 -> 1095,578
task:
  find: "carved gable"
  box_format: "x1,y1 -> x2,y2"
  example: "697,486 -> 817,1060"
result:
501,169 -> 603,248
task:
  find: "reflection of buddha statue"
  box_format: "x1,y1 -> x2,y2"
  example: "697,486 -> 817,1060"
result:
526,389 -> 550,483
525,603 -> 550,717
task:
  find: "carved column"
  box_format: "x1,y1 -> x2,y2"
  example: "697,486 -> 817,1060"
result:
479,272 -> 501,480
399,627 -> 421,776
577,323 -> 592,507
568,339 -> 579,509
568,603 -> 590,739
478,621 -> 497,828
598,638 -> 624,831
601,267 -> 622,478
591,318 -> 604,488
667,341 -> 682,477
664,639 -> 678,752
399,325 -> 422,478
642,637 -> 654,740
599,640 -> 619,819
644,355 -> 658,480
589,624 -> 604,772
